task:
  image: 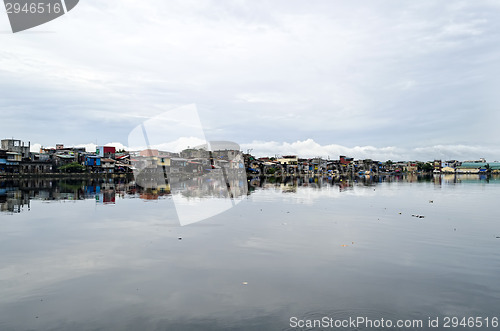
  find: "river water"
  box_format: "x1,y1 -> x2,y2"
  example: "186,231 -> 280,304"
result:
1,174 -> 500,330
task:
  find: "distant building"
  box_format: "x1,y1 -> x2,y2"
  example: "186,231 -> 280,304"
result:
170,158 -> 188,173
157,156 -> 171,168
277,155 -> 298,165
0,149 -> 8,173
115,153 -> 131,164
339,155 -> 354,166
1,139 -> 30,160
464,159 -> 486,163
441,166 -> 456,173
31,153 -> 51,162
55,154 -> 76,166
20,161 -> 52,174
139,149 -> 159,157
212,149 -> 241,161
96,146 -> 116,159
339,155 -> 354,173
84,155 -> 101,167
406,162 -> 418,173
101,158 -> 116,174
0,149 -> 21,173
433,160 -> 442,173
457,162 -> 500,174
180,148 -> 210,159
393,161 -> 407,173
443,160 -> 460,168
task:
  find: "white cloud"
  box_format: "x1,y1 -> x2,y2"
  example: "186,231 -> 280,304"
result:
73,138 -> 207,153
30,143 -> 42,153
243,139 -> 405,160
132,137 -> 207,153
242,139 -> 500,162
2,1 -> 500,152
75,142 -> 129,153
30,137 -> 500,162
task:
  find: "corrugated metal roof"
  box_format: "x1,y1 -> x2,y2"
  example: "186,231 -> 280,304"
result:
459,162 -> 500,170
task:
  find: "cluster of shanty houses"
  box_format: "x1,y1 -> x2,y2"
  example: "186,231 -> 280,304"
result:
439,160 -> 500,174
0,139 -> 133,174
2,138 -> 500,176
245,156 -> 500,176
395,159 -> 500,174
245,155 -> 384,176
0,138 -> 245,175
130,147 -> 245,176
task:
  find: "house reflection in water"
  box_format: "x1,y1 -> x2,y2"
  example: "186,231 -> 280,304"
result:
175,171 -> 248,200
0,178 -> 128,213
0,184 -> 30,213
2,174 -> 500,214
96,182 -> 117,204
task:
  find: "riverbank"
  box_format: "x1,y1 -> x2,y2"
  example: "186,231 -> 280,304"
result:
0,173 -> 135,179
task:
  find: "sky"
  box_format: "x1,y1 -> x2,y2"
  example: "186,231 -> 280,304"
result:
1,0 -> 500,161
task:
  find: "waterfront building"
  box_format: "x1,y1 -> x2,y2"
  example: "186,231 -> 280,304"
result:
457,162 -> 500,174
441,166 -> 456,173
96,146 -> 116,159
433,160 -> 442,173
180,148 -> 210,159
406,162 -> 418,173
1,139 -> 30,160
101,158 -> 116,174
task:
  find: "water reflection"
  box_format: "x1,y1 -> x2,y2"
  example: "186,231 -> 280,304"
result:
2,174 -> 500,214
2,174 -> 500,330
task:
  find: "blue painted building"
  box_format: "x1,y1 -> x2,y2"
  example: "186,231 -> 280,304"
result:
84,155 -> 101,167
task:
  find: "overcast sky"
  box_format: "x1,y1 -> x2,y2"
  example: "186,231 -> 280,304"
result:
1,0 -> 500,160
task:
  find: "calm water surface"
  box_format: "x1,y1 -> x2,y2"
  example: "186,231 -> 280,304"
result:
1,175 -> 500,330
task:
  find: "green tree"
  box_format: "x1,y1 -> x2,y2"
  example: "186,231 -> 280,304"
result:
58,162 -> 85,173
418,162 -> 433,172
383,160 -> 393,171
427,163 -> 434,171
